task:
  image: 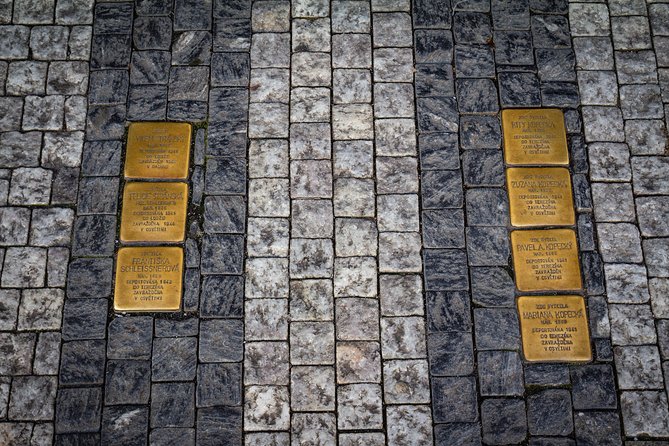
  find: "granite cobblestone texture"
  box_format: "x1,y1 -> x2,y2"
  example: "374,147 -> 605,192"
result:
570,0 -> 669,439
0,0 -> 92,444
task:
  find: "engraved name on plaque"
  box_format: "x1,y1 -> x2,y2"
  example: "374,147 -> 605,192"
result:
120,182 -> 188,243
518,295 -> 591,362
507,167 -> 575,227
511,229 -> 582,292
502,109 -> 569,166
114,247 -> 183,311
125,122 -> 192,179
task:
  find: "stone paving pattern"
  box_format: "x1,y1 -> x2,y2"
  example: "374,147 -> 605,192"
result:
0,0 -> 668,445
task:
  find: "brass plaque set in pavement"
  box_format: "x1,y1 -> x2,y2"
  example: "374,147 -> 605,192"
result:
114,122 -> 191,312
502,109 -> 591,362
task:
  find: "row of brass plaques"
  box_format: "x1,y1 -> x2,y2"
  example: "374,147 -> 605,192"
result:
113,123 -> 191,312
502,109 -> 591,363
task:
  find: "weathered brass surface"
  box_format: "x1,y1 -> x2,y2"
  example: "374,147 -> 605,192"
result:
125,122 -> 191,179
114,247 -> 183,311
518,295 -> 591,362
120,182 -> 188,243
511,229 -> 582,291
502,109 -> 569,165
507,167 -> 575,227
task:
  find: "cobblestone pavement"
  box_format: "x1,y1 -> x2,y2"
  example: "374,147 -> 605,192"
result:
0,0 -> 668,445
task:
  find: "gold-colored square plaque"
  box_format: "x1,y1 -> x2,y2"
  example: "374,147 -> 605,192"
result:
502,109 -> 569,165
120,182 -> 188,243
507,167 -> 575,227
114,247 -> 183,311
125,122 -> 191,179
518,295 -> 591,362
511,229 -> 582,292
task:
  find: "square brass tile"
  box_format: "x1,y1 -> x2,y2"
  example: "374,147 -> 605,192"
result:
511,229 -> 582,292
120,182 -> 188,243
114,246 -> 183,312
518,295 -> 591,362
507,167 -> 575,227
502,109 -> 569,165
125,122 -> 191,179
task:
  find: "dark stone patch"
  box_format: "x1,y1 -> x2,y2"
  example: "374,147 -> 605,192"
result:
88,70 -> 129,105
134,16 -> 173,50
107,316 -> 153,360
127,85 -> 168,121
470,267 -> 515,308
460,115 -> 501,149
201,234 -> 244,275
434,423 -> 482,446
536,48 -> 576,81
571,365 -> 617,410
492,0 -> 530,30
86,105 -> 126,141
104,360 -> 151,405
71,215 -> 116,256
81,141 -> 122,177
525,363 -> 570,387
541,82 -> 580,108
432,377 -> 479,423
59,340 -> 106,386
77,177 -> 119,215
453,12 -> 492,44
466,189 -> 508,226
426,290 -> 471,332
428,331 -> 474,376
495,31 -> 534,65
413,0 -> 452,29
55,387 -> 102,434
415,30 -> 453,63
419,133 -> 460,170
466,227 -> 509,266
481,398 -> 527,444
101,406 -> 148,446
454,45 -> 495,78
421,170 -> 463,209
90,35 -> 132,70
200,275 -> 243,318
462,149 -> 504,186
173,31 -> 212,65
62,299 -> 108,341
66,258 -> 113,299
196,363 -> 242,407
174,0 -> 212,31
422,209 -> 465,248
499,72 -> 541,107
473,308 -> 520,350
152,337 -> 197,382
424,249 -> 469,291
150,382 -> 195,428
204,195 -> 246,234
574,411 -> 622,446
212,52 -> 250,87
456,78 -> 499,113
94,3 -> 133,34
197,406 -> 242,446
155,318 -> 199,337
478,351 -> 524,396
417,97 -> 459,133
130,51 -> 170,85
149,428 -> 195,446
532,15 -> 571,48
199,319 -> 243,362
527,389 -> 574,436
416,63 -> 454,97
204,157 -> 247,195
582,251 -> 605,296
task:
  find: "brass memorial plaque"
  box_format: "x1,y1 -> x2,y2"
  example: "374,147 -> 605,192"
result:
511,229 -> 582,292
518,295 -> 591,362
507,167 -> 575,227
120,182 -> 188,243
114,247 -> 183,311
125,122 -> 191,179
502,109 -> 569,165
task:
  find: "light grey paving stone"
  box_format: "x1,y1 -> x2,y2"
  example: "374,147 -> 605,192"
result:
245,432 -> 291,445
637,196 -> 669,237
0,131 -> 41,168
290,322 -> 335,365
291,413 -> 336,445
376,156 -> 419,194
626,120 -> 668,155
379,274 -> 423,316
290,366 -> 335,411
247,218 -> 289,258
615,50 -> 657,84
17,288 -> 63,331
291,52 -> 332,87
334,257 -> 377,297
0,207 -> 30,246
0,289 -> 19,330
604,263 -> 650,304
333,1 -> 370,33
248,140 -> 288,178
334,218 -> 377,257
620,391 -> 669,437
0,97 -> 22,132
574,37 -> 614,70
383,360 -> 430,403
481,399 -> 527,445
377,194 -> 419,232
0,25 -> 30,59
290,238 -> 334,279
333,141 -> 373,178
292,18 -> 330,52
252,1 -> 290,32
1,247 -> 46,288
644,238 -> 669,277
9,167 -> 52,205
592,183 -> 636,222
290,123 -> 331,160
245,299 -> 288,341
244,385 -> 290,431
332,104 -> 374,139
380,317 -> 427,359
333,69 -> 371,104
333,178 -> 374,217
290,279 -> 333,322
291,87 -> 330,122
374,82 -> 415,118
248,178 -> 290,217
291,200 -> 333,238
582,108 -> 625,143
609,0 -> 646,16
632,156 -> 669,195
372,0 -> 410,11
375,118 -> 416,156
339,432 -> 385,446
14,0 -> 53,25
379,232 -> 422,273
8,376 -> 57,420
244,342 -> 290,385
374,47 -> 414,83
612,16 -> 652,50
588,143 -> 631,181
291,160 -> 332,198
245,257 -> 289,298
292,0 -> 328,18
336,298 -> 379,340
650,278 -> 669,318
69,26 -> 92,61
249,68 -> 290,103
248,103 -> 289,138
386,405 -> 433,445
373,12 -> 412,47
251,33 -> 290,68
336,341 -> 381,383
577,71 -> 618,106
0,333 -> 35,375
42,131 -> 84,168
615,346 -> 663,389
569,3 -> 610,37
337,384 -> 383,430
609,304 -> 657,345
6,61 -> 47,95
332,34 -> 372,68
30,208 -> 74,247
597,223 -> 643,263
64,95 -> 87,131
56,0 -> 94,24
620,84 -> 664,119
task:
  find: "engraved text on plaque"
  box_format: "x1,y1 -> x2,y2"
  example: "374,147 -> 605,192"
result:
502,109 -> 569,165
507,167 -> 575,227
125,122 -> 191,179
